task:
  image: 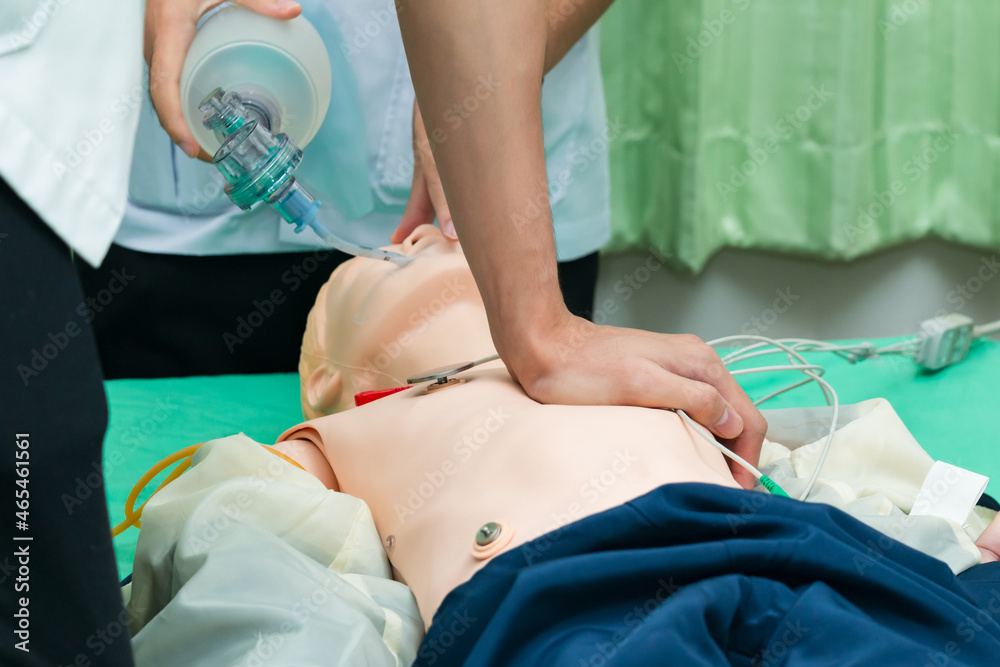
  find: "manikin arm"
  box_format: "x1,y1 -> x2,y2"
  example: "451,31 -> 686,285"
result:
978,514 -> 1000,563
395,0 -> 767,488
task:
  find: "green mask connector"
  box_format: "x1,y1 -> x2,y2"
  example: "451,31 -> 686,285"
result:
759,474 -> 790,498
198,85 -> 413,265
201,87 -> 320,233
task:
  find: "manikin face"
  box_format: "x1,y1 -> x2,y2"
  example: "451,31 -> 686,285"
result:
299,225 -> 495,417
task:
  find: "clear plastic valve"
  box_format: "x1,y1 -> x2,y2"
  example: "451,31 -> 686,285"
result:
213,119 -> 304,211
200,88 -> 252,141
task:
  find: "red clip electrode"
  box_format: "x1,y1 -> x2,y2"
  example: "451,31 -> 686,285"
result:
354,386 -> 413,407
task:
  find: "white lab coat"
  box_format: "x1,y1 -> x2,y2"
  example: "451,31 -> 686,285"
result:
117,0 -> 611,262
0,0 -> 143,267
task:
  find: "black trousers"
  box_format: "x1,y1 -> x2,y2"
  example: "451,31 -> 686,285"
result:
0,180 -> 134,665
77,243 -> 600,379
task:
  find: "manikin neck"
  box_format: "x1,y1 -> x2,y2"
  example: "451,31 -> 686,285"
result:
342,300 -> 498,397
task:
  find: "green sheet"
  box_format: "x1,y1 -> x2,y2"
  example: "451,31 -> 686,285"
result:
103,340 -> 1000,578
104,374 -> 304,579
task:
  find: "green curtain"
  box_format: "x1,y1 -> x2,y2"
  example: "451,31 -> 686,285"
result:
600,0 -> 1000,271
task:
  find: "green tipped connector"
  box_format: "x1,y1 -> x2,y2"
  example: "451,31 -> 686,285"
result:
759,474 -> 790,498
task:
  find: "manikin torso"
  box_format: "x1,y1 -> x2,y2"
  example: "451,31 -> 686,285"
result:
281,364 -> 739,626
275,226 -> 740,626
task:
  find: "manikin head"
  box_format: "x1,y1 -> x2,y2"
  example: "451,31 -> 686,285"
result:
299,225 -> 496,418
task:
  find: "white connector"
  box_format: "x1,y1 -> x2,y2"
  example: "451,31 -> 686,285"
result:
914,314 -> 975,371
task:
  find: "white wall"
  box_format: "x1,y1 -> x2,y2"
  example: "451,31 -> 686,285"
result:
594,239 -> 1000,341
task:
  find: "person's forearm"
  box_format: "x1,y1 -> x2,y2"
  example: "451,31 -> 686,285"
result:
396,0 -> 576,373
397,1 -> 765,476
391,0 -> 611,247
544,0 -> 614,72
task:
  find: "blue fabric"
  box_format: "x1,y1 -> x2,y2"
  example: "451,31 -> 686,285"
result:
417,483 -> 1000,667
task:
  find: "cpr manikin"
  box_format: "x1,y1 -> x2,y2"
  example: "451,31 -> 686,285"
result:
275,225 -> 741,624
274,225 -> 1000,626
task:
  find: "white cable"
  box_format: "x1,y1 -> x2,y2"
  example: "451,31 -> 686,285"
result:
752,377 -> 814,406
729,364 -> 826,376
674,409 -> 767,482
737,363 -> 839,500
774,337 -> 908,356
709,321 -> 1000,495
714,336 -> 836,406
707,335 -> 841,500
672,317 -> 989,495
974,319 -> 1000,338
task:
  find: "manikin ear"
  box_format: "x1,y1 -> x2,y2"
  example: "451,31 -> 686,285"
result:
305,365 -> 342,416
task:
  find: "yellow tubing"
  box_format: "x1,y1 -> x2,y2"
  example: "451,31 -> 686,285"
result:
111,443 -> 305,538
111,444 -> 201,537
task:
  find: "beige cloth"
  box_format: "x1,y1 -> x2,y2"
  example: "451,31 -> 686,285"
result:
126,434 -> 423,667
760,398 -> 994,573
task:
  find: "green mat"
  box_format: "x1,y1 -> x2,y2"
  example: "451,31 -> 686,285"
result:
104,374 -> 304,579
104,340 -> 1000,579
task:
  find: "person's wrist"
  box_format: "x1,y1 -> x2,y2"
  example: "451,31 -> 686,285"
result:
495,301 -> 577,390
